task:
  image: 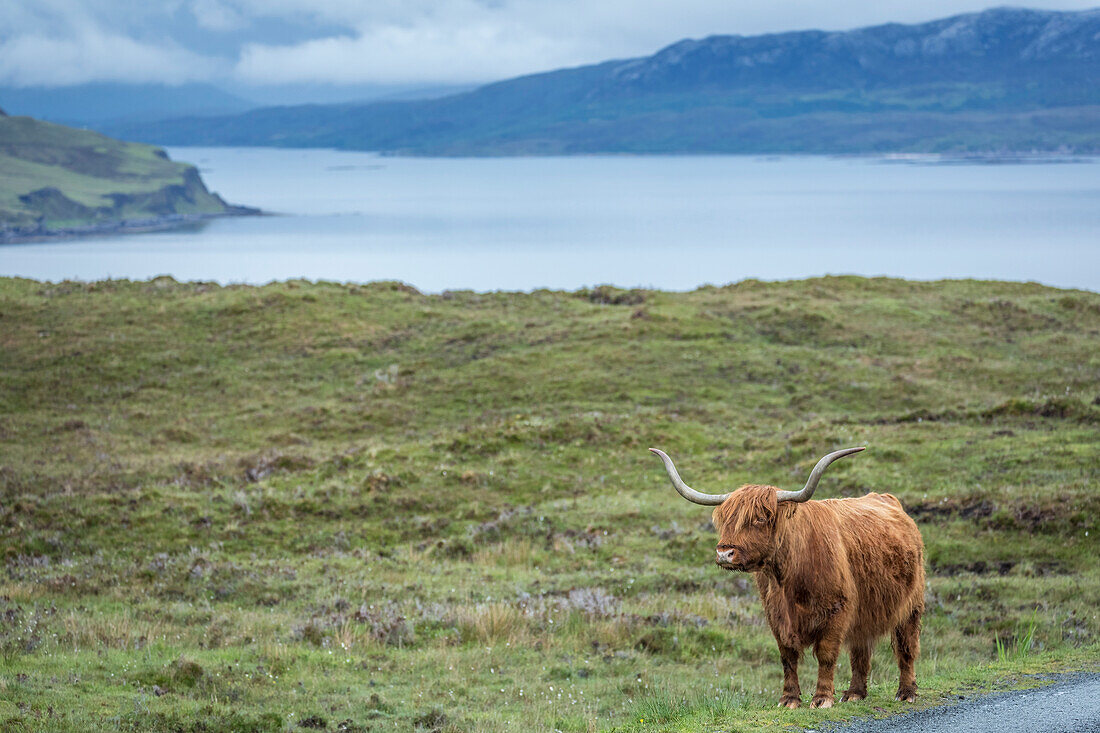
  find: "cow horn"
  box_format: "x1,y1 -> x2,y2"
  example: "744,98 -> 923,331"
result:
775,447 -> 865,503
648,448 -> 730,506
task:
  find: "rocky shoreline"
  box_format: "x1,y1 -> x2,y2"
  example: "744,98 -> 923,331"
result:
0,205 -> 262,245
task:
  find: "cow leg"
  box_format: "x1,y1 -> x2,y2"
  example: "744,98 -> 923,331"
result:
892,608 -> 922,702
841,641 -> 872,702
777,645 -> 802,708
810,632 -> 843,708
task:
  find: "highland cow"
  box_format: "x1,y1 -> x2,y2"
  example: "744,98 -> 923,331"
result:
649,446 -> 924,709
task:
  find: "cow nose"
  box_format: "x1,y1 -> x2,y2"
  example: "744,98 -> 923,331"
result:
716,548 -> 735,562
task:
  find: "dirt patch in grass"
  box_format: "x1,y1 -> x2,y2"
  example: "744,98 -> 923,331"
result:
872,397 -> 1100,426
930,560 -> 1065,577
909,496 -> 1096,534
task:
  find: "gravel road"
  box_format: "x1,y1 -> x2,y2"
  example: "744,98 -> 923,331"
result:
826,673 -> 1100,733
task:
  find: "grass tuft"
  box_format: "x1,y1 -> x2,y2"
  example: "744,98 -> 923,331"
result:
996,614 -> 1039,663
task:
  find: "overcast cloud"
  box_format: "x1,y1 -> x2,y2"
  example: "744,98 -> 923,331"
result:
1,0 -> 1097,87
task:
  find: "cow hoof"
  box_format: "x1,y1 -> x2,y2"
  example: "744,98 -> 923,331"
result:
841,691 -> 866,702
778,696 -> 801,709
895,689 -> 917,703
810,695 -> 834,709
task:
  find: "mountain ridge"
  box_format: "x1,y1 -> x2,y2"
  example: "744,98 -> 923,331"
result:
106,7 -> 1100,155
0,83 -> 256,127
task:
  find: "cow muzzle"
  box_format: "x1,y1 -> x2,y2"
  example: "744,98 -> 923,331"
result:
715,547 -> 742,570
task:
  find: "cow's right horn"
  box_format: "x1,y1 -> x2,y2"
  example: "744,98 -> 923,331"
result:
649,448 -> 731,506
775,447 -> 865,503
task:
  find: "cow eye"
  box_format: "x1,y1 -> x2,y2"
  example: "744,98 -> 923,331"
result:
754,517 -> 768,526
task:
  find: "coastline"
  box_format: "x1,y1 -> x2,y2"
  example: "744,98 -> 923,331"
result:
0,205 -> 262,245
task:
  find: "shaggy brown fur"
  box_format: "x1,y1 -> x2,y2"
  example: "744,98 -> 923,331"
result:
712,485 -> 924,708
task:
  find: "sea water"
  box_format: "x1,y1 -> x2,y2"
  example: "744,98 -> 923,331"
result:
3,148 -> 1097,292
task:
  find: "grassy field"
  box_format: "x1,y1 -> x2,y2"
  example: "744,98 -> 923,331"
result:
0,275 -> 1097,732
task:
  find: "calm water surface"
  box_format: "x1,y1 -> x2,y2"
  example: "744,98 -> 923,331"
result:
3,148 -> 1098,291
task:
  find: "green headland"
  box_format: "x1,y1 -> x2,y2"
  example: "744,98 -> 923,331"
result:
0,276 -> 1096,731
0,110 -> 253,242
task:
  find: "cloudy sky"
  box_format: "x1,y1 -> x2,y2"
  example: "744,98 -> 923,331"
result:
1,0 -> 1096,90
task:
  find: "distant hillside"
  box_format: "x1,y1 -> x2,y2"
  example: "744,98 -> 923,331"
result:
108,7 -> 1100,155
0,115 -> 255,241
0,83 -> 255,127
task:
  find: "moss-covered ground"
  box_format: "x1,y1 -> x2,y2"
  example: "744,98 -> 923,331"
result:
0,276 -> 1097,731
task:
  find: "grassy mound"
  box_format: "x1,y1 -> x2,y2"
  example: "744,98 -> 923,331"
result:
0,276 -> 1096,731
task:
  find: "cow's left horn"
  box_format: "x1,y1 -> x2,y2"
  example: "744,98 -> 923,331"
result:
775,447 -> 865,503
648,448 -> 731,506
